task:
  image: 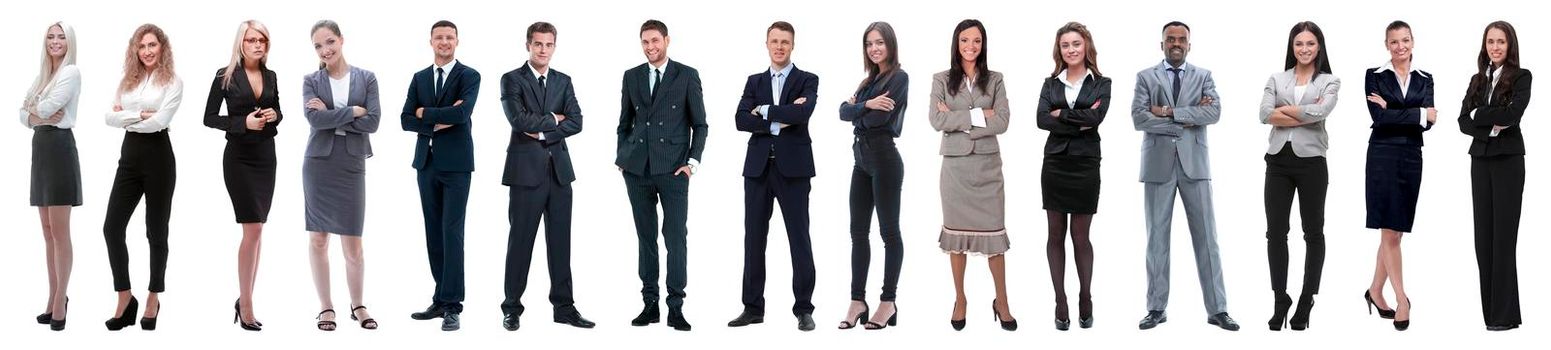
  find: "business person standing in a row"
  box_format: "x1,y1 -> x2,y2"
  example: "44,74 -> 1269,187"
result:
22,21 -> 82,331
838,21 -> 908,331
404,20 -> 480,332
1362,20 -> 1432,332
1458,21 -> 1529,332
1258,21 -> 1337,332
728,21 -> 819,332
203,20 -> 280,332
619,19 -> 708,332
103,23 -> 182,332
498,21 -> 594,331
303,19 -> 382,332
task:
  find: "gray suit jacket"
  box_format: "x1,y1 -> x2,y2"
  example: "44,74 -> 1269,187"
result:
1258,69 -> 1339,157
1130,61 -> 1220,182
928,70 -> 1009,156
302,66 -> 381,158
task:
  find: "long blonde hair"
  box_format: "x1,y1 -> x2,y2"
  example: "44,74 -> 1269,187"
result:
118,24 -> 177,95
26,22 -> 78,103
222,20 -> 270,89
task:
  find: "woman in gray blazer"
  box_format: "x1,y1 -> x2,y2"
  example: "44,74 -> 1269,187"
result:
1258,21 -> 1338,331
302,20 -> 380,331
929,19 -> 1013,332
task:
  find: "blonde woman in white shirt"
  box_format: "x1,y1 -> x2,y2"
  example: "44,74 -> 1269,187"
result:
102,23 -> 182,331
22,21 -> 81,331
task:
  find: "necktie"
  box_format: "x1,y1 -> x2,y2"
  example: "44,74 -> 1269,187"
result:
538,75 -> 548,108
435,67 -> 446,97
1167,67 -> 1182,105
651,68 -> 662,98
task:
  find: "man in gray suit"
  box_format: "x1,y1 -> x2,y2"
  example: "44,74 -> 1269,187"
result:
1129,21 -> 1238,331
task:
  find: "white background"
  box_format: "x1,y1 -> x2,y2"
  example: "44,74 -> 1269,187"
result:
3,0 -> 1545,348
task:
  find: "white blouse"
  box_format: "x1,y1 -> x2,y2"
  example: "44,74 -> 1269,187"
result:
105,73 -> 183,133
330,72 -> 351,136
19,65 -> 82,129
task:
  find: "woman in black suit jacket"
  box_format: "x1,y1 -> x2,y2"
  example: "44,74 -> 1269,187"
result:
203,20 -> 280,331
1457,21 -> 1530,332
1034,22 -> 1109,331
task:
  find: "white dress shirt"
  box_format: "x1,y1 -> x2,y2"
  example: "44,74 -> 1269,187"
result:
20,65 -> 81,129
106,73 -> 183,133
330,71 -> 351,135
759,63 -> 794,135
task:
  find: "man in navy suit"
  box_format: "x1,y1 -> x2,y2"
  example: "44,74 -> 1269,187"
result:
617,19 -> 708,331
401,20 -> 480,332
497,21 -> 594,332
725,21 -> 818,332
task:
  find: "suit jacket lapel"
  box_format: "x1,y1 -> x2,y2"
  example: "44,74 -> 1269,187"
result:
317,71 -> 336,109
1155,67 -> 1176,106
653,62 -> 680,105
349,68 -> 366,106
1071,75 -> 1093,109
634,65 -> 653,107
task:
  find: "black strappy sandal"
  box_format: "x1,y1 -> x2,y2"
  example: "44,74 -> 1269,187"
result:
316,309 -> 337,331
837,301 -> 870,329
351,306 -> 378,330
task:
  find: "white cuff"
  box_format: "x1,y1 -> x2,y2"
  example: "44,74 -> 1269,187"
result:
758,105 -> 770,119
970,108 -> 987,128
538,132 -> 547,140
1423,108 -> 1432,126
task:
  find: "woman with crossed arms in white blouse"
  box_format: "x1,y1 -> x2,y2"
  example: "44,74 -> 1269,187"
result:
101,23 -> 182,332
22,21 -> 82,331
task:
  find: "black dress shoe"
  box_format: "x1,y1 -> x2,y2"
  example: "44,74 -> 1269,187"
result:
555,312 -> 596,329
667,309 -> 692,331
1137,310 -> 1166,330
49,318 -> 66,331
502,313 -> 520,331
37,312 -> 52,325
796,314 -> 815,331
1289,294 -> 1315,331
1207,312 -> 1240,331
1486,324 -> 1519,331
1078,316 -> 1094,329
727,310 -> 763,327
105,296 -> 139,331
1363,290 -> 1395,319
411,304 -> 445,320
1269,292 -> 1292,331
441,312 -> 461,331
631,303 -> 660,326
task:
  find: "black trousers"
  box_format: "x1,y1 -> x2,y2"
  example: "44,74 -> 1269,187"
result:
849,134 -> 904,302
742,158 -> 816,316
103,131 -> 176,292
623,169 -> 690,309
417,168 -> 470,313
1471,155 -> 1523,327
1264,144 -> 1327,296
501,161 -> 576,317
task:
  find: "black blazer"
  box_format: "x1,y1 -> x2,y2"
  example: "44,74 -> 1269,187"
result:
401,61 -> 480,172
734,65 -> 818,178
1458,69 -> 1532,157
839,71 -> 908,137
1365,67 -> 1435,146
1036,74 -> 1110,157
204,66 -> 282,142
500,63 -> 583,186
615,60 -> 709,176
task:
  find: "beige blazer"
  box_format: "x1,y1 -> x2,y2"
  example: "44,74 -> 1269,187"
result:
928,70 -> 1009,156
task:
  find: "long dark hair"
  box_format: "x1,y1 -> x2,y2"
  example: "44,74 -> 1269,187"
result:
1465,21 -> 1521,106
858,21 -> 899,93
1049,21 -> 1101,79
946,19 -> 988,97
1283,21 -> 1332,74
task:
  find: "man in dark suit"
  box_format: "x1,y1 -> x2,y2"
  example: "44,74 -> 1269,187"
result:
617,19 -> 708,331
725,21 -> 818,332
497,21 -> 594,332
400,20 -> 480,332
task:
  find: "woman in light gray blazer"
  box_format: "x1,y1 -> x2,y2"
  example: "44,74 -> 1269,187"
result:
1257,21 -> 1338,332
301,20 -> 380,331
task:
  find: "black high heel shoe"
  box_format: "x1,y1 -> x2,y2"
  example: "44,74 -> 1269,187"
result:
1363,290 -> 1395,319
949,299 -> 966,331
992,299 -> 1017,331
1054,299 -> 1069,331
141,300 -> 160,330
1077,297 -> 1094,329
233,299 -> 261,331
863,302 -> 897,330
48,298 -> 68,331
104,296 -> 138,331
39,297 -> 68,326
837,301 -> 869,330
1392,298 -> 1410,331
1289,294 -> 1314,331
1268,292 -> 1292,331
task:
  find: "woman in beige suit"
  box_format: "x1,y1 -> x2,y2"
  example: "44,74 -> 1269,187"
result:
929,19 -> 1014,332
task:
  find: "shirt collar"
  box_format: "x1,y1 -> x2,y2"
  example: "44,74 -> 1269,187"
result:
1158,60 -> 1191,72
527,61 -> 548,81
649,59 -> 670,74
1374,60 -> 1430,79
770,63 -> 794,78
434,60 -> 458,74
1058,69 -> 1092,89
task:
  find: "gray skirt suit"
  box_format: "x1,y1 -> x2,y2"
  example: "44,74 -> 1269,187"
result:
928,70 -> 1011,256
300,66 -> 380,236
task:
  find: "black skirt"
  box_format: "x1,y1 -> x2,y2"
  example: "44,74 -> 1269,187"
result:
1041,154 -> 1101,214
1365,143 -> 1422,232
30,126 -> 83,207
222,138 -> 277,223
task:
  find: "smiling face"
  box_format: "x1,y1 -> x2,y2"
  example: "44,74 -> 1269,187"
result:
865,29 -> 888,65
1385,27 -> 1413,63
242,28 -> 268,64
1292,30 -> 1319,67
1059,31 -> 1085,69
767,28 -> 793,68
1485,27 -> 1508,66
1161,25 -> 1190,65
431,26 -> 458,61
137,32 -> 162,69
528,31 -> 555,70
957,26 -> 982,65
46,25 -> 67,59
640,29 -> 668,66
312,28 -> 343,70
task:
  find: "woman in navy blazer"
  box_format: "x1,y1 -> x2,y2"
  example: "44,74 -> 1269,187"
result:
1361,21 -> 1433,332
300,20 -> 381,332
837,21 -> 908,331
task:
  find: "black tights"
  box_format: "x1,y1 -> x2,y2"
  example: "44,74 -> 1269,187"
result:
1046,210 -> 1093,319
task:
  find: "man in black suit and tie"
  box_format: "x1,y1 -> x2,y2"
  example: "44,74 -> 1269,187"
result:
617,19 -> 708,331
400,20 -> 480,332
497,21 -> 594,332
725,21 -> 818,332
